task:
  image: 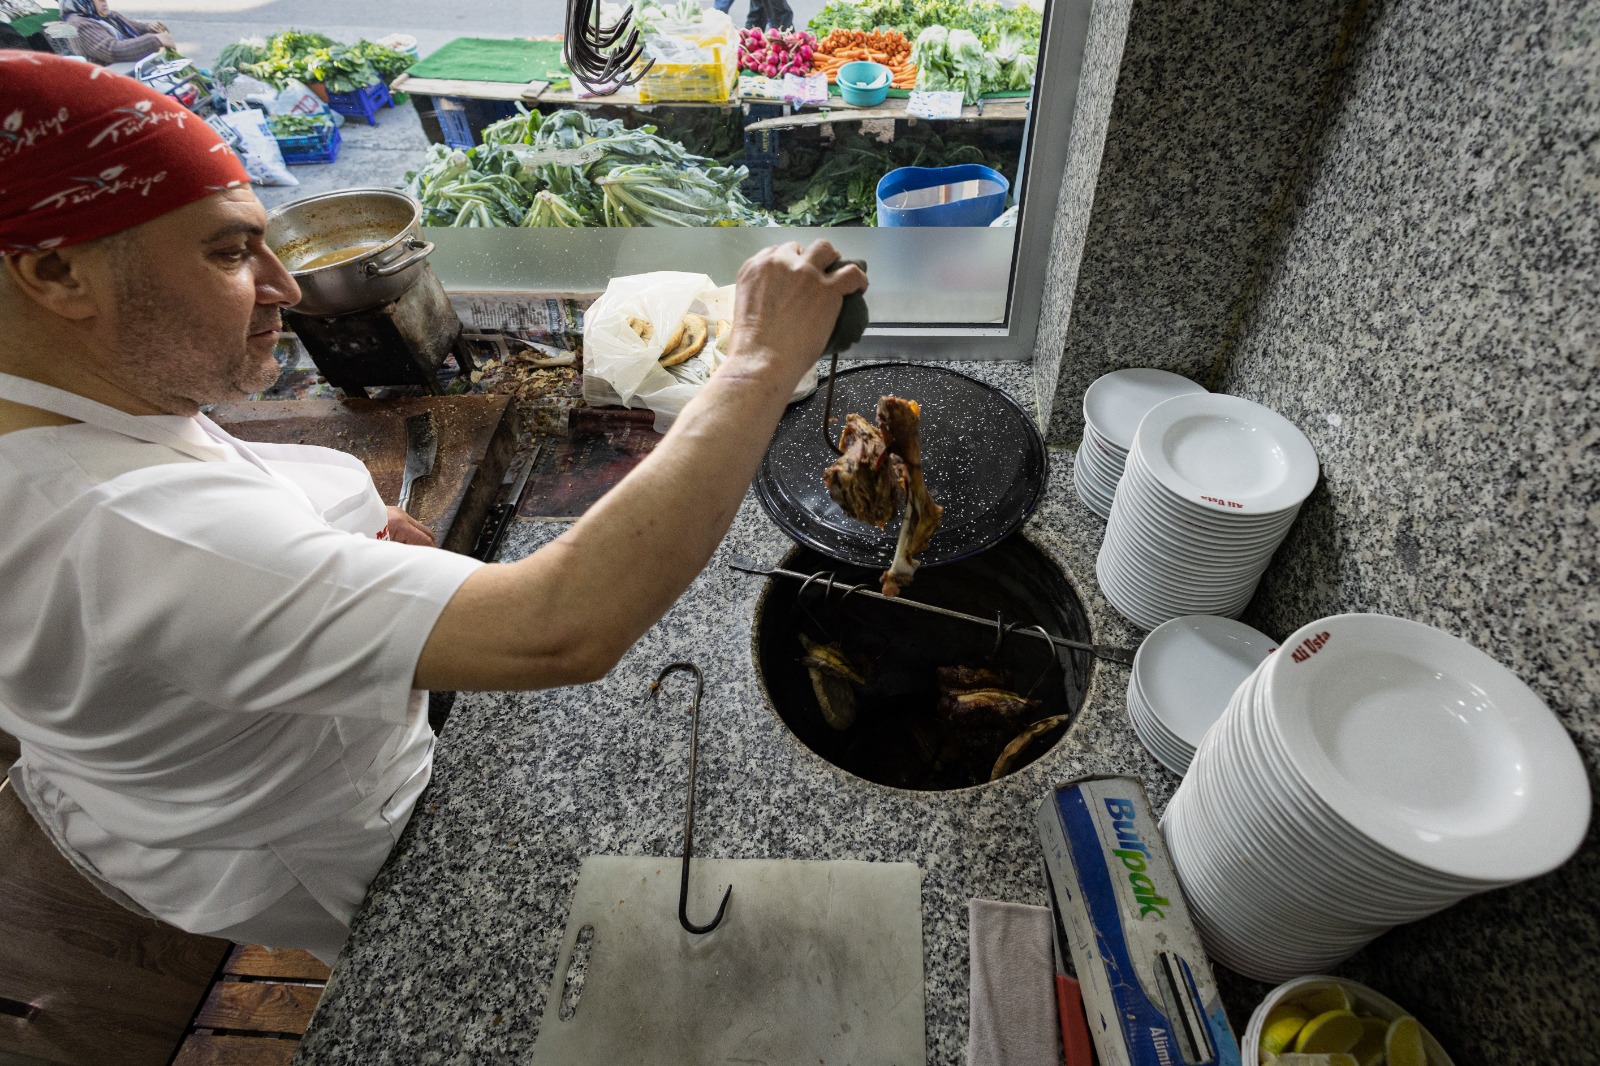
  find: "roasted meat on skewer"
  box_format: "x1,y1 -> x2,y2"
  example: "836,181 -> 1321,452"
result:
823,413 -> 907,529
934,665 -> 1012,693
799,633 -> 871,731
821,395 -> 943,596
876,396 -> 943,596
936,687 -> 1042,727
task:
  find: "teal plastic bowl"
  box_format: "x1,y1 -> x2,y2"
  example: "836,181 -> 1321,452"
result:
838,61 -> 892,106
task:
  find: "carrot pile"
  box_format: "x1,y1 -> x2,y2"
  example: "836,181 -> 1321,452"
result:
810,28 -> 918,90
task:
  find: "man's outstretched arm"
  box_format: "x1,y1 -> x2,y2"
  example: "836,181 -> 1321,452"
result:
413,242 -> 867,692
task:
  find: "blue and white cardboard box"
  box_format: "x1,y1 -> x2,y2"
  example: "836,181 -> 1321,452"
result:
1038,775 -> 1241,1066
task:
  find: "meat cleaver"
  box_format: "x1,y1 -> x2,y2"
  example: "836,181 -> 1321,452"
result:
396,412 -> 438,516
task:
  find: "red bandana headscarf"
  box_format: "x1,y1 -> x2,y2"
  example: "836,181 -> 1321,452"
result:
0,52 -> 251,254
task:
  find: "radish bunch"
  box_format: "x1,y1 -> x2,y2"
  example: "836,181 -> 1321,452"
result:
738,27 -> 817,77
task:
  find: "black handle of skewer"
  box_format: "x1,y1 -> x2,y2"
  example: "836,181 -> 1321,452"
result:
821,259 -> 868,454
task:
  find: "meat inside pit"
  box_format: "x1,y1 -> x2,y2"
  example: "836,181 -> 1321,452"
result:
821,395 -> 943,596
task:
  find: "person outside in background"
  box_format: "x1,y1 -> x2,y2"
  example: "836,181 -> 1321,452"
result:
59,0 -> 172,64
713,0 -> 795,31
0,54 -> 864,966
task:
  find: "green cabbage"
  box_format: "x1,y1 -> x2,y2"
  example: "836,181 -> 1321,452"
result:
1007,51 -> 1036,91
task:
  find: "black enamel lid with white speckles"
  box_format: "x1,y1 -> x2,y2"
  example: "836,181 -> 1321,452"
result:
756,363 -> 1048,569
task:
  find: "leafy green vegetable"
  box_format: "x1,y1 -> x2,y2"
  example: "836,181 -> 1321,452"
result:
405,108 -> 765,229
1007,50 -> 1036,91
911,25 -> 987,103
233,30 -> 405,89
523,190 -> 588,227
598,164 -> 756,227
303,44 -> 382,92
818,1 -> 1039,97
809,0 -> 1040,50
218,38 -> 266,72
773,124 -> 1013,226
267,114 -> 332,137
350,39 -> 415,80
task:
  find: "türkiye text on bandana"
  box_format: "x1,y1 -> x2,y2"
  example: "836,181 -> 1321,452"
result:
0,52 -> 251,254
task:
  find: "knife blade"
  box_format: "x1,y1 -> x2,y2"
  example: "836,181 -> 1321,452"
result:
397,412 -> 438,516
472,441 -> 542,561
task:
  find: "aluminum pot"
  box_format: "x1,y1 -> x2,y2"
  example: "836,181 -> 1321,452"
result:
266,188 -> 435,316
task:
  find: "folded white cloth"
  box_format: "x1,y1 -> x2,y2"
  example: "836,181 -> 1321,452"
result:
967,899 -> 1060,1066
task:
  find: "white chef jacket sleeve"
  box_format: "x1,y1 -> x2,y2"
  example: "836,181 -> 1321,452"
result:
73,463 -> 484,724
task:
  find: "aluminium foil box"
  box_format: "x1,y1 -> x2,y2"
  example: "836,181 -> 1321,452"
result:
1037,775 -> 1241,1066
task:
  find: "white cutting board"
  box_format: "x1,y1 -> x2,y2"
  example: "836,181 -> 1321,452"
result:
529,856 -> 926,1066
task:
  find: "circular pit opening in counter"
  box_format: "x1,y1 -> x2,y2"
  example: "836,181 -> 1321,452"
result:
754,536 -> 1092,791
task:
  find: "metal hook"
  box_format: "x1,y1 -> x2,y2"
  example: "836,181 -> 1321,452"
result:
832,578 -> 875,606
991,611 -> 1023,662
651,662 -> 731,935
820,348 -> 844,454
795,570 -> 841,640
1018,624 -> 1060,699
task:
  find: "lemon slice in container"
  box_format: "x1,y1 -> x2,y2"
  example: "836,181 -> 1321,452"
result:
1296,986 -> 1354,1016
1261,1004 -> 1312,1057
1294,1010 -> 1364,1055
1386,1016 -> 1428,1066
1349,1015 -> 1389,1066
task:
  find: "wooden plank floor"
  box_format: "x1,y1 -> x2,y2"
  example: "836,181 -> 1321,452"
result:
171,945 -> 329,1066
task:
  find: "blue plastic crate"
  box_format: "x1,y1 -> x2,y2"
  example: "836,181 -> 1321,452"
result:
275,122 -> 341,165
740,165 -> 774,207
743,127 -> 780,165
435,102 -> 474,149
429,96 -> 521,149
327,81 -> 393,126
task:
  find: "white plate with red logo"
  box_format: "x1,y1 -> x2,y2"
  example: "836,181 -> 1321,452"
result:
1261,614 -> 1590,883
1133,393 -> 1319,515
1116,459 -> 1304,536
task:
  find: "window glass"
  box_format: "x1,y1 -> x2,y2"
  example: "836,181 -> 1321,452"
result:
407,0 -> 1090,352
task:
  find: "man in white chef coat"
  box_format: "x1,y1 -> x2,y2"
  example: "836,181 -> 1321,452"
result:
0,55 -> 865,964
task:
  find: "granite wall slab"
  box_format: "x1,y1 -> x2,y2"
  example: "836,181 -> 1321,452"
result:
1217,0 -> 1600,1060
1035,0 -> 1351,440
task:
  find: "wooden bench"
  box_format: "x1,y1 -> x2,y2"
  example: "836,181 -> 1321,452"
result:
1,731 -> 327,1066
174,945 -> 331,1066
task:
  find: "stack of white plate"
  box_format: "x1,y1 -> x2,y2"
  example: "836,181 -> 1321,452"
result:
1127,615 -> 1277,775
1074,369 -> 1206,520
1096,393 -> 1318,631
1161,614 -> 1591,983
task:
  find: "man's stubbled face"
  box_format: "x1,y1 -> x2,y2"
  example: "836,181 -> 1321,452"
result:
98,189 -> 299,414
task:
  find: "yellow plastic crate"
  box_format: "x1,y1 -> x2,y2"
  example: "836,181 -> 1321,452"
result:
636,13 -> 738,103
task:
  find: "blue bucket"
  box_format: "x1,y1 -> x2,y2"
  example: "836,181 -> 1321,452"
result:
875,164 -> 1010,227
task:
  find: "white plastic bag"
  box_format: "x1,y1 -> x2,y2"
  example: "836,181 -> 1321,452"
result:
582,271 -> 820,430
271,79 -> 343,127
582,271 -> 734,432
782,72 -> 829,105
208,108 -> 298,187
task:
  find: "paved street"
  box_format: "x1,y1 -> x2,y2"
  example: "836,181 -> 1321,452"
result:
112,0 -> 827,206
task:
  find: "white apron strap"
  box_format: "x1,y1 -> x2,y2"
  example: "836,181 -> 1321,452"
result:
0,371 -> 231,465
0,371 -> 325,518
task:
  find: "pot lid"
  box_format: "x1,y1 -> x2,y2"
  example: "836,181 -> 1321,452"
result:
756,363 -> 1048,570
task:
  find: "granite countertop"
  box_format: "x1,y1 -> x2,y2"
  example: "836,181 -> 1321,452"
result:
293,362 -> 1183,1066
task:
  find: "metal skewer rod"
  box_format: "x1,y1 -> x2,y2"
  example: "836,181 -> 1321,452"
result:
728,557 -> 1140,666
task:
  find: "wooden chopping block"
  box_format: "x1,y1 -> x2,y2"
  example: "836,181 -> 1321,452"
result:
207,396 -> 520,555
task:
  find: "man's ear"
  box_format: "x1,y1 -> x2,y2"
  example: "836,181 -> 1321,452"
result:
3,244 -> 110,322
